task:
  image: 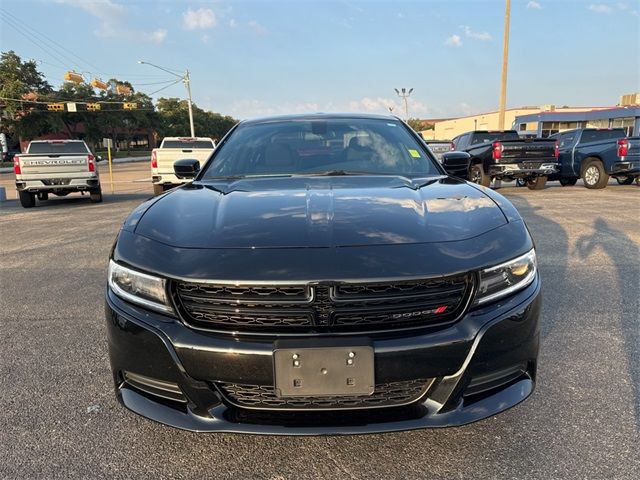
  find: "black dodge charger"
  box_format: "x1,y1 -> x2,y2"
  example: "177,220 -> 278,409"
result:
106,114 -> 540,434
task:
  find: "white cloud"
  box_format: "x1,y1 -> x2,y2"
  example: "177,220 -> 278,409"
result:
226,97 -> 431,120
182,7 -> 217,30
248,20 -> 268,35
229,18 -> 238,28
145,29 -> 167,44
56,0 -> 167,44
527,1 -> 542,9
460,25 -> 491,41
444,34 -> 463,47
588,4 -> 613,13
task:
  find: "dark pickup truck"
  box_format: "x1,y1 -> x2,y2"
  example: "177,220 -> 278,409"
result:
452,130 -> 558,189
549,128 -> 640,189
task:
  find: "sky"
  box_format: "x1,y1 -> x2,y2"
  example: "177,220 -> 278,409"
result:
0,0 -> 639,120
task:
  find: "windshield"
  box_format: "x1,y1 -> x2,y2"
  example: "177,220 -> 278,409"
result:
28,141 -> 89,154
162,140 -> 215,149
579,129 -> 626,143
470,131 -> 519,145
200,118 -> 440,179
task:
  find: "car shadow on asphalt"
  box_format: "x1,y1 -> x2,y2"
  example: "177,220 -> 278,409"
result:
575,218 -> 640,422
505,195 -> 569,344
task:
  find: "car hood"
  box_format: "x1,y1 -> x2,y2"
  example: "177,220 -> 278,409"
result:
132,176 -> 509,249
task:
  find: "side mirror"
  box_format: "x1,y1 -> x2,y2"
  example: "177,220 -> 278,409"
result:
441,151 -> 471,180
174,159 -> 201,179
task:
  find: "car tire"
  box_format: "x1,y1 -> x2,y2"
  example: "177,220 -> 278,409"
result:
559,178 -> 578,186
616,176 -> 634,185
89,186 -> 103,203
526,176 -> 548,190
19,190 -> 36,208
470,164 -> 491,187
515,178 -> 526,187
581,158 -> 609,189
153,184 -> 165,196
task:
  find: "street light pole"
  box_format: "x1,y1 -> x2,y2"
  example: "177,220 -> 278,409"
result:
184,70 -> 195,138
498,0 -> 511,131
138,60 -> 196,137
394,87 -> 414,120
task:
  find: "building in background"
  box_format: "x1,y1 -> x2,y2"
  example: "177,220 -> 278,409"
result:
421,92 -> 639,140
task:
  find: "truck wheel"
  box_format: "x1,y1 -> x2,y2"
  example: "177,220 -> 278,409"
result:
19,190 -> 36,208
470,165 -> 491,187
153,184 -> 165,196
37,192 -> 49,200
582,158 -> 609,189
526,176 -> 547,190
559,178 -> 577,186
615,176 -> 634,185
89,186 -> 103,203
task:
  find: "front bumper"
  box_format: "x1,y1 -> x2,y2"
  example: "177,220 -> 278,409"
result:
488,163 -> 558,179
105,279 -> 540,435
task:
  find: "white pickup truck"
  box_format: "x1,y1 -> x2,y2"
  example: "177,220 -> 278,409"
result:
14,139 -> 102,208
151,137 -> 216,195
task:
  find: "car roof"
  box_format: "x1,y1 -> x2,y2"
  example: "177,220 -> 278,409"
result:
240,112 -> 403,125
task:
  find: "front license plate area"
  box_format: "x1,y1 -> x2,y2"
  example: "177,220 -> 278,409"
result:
274,346 -> 374,397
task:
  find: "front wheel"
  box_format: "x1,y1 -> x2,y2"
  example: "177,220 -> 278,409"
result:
582,159 -> 609,189
616,176 -> 634,185
89,186 -> 103,203
470,164 -> 491,187
559,178 -> 578,186
526,176 -> 548,190
19,190 -> 36,208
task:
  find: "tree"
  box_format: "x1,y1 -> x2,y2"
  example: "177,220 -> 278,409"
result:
406,118 -> 428,132
0,51 -> 53,144
156,97 -> 237,140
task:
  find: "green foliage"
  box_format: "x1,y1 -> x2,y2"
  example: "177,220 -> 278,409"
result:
156,97 -> 237,141
406,118 -> 429,132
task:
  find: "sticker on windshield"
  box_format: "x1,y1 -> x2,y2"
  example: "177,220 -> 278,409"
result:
408,149 -> 421,158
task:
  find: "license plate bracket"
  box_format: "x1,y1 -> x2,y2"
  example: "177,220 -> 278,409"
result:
273,344 -> 374,397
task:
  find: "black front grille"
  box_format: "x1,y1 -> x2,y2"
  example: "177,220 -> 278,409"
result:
174,275 -> 472,334
217,379 -> 433,410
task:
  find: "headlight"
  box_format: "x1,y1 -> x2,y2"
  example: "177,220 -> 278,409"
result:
108,260 -> 173,314
475,249 -> 537,305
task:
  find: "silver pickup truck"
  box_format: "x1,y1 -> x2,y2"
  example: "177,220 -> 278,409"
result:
14,140 -> 102,208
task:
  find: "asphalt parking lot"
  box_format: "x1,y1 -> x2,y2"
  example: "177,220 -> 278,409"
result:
0,162 -> 638,479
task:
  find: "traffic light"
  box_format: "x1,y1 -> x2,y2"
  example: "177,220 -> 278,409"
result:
47,103 -> 65,111
90,78 -> 108,90
116,84 -> 132,95
123,103 -> 137,110
86,103 -> 101,111
64,71 -> 84,83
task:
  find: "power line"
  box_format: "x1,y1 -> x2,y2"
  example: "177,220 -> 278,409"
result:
0,16 -> 69,69
147,79 -> 183,96
0,8 -> 107,75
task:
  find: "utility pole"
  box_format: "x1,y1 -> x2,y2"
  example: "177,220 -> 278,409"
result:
498,0 -> 511,130
394,88 -> 413,120
138,61 -> 196,137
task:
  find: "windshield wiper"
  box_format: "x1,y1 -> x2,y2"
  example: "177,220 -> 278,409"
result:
299,170 -> 374,177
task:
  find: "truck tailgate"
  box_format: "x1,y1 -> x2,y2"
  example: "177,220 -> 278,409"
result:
156,149 -> 214,172
19,154 -> 89,175
499,139 -> 556,162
